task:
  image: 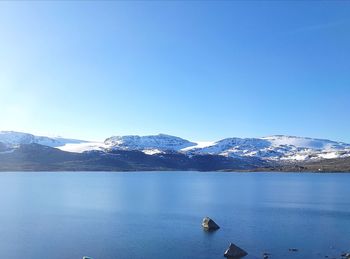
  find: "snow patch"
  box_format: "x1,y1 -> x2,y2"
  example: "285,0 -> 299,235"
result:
181,141 -> 215,151
57,142 -> 106,153
142,149 -> 164,155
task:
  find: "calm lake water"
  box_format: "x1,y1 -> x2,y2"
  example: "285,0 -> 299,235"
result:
0,172 -> 349,259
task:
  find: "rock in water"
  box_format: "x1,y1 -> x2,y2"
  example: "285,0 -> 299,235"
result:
202,217 -> 220,231
224,243 -> 248,258
83,257 -> 94,259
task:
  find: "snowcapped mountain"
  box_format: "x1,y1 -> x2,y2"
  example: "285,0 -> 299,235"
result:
56,134 -> 197,154
183,138 -> 270,156
0,131 -> 86,148
182,135 -> 350,161
1,131 -> 350,162
104,134 -> 196,153
262,135 -> 349,150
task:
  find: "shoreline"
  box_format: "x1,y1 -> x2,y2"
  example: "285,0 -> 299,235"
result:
0,170 -> 349,173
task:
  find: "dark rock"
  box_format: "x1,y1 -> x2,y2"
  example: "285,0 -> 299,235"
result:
224,243 -> 248,258
202,217 -> 220,231
288,248 -> 298,252
83,257 -> 94,259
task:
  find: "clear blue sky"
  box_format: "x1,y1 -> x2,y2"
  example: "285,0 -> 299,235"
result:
0,1 -> 349,142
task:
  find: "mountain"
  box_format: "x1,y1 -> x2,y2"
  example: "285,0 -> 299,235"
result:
55,133 -> 350,162
56,133 -> 350,162
0,143 -> 267,171
183,135 -> 350,161
57,134 -> 196,154
0,131 -> 350,171
104,134 -> 196,152
0,131 -> 86,148
0,142 -> 8,152
10,131 -> 350,162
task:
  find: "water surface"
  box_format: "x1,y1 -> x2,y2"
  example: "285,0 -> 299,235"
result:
0,171 -> 349,259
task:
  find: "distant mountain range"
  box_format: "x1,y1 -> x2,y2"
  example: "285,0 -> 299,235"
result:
0,131 -> 350,172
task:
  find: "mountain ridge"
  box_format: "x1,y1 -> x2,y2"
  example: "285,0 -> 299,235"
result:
1,131 -> 350,164
0,131 -> 87,148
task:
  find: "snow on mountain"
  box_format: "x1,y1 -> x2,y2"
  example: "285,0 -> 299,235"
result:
181,141 -> 216,151
142,149 -> 165,155
31,133 -> 350,161
57,142 -> 106,153
0,131 -> 86,148
100,133 -> 350,161
104,134 -> 196,152
1,131 -> 350,161
182,138 -> 267,159
182,135 -> 350,161
57,134 -> 197,154
262,135 -> 349,151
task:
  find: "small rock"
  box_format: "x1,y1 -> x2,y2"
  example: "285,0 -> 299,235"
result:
202,217 -> 220,231
288,248 -> 298,252
83,257 -> 94,259
224,243 -> 248,258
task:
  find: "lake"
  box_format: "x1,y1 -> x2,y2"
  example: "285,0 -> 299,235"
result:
0,171 -> 349,259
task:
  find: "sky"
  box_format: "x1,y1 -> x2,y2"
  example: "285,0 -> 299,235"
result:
0,1 -> 349,142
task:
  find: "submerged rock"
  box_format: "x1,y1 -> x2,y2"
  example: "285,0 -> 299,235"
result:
83,257 -> 94,259
202,217 -> 220,231
224,243 -> 248,258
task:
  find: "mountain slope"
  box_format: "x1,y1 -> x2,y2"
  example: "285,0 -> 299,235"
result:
0,131 -> 86,148
1,142 -> 349,172
262,135 -> 350,150
0,143 -> 267,171
182,135 -> 350,161
2,131 -> 350,166
104,134 -> 196,152
56,134 -> 350,162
